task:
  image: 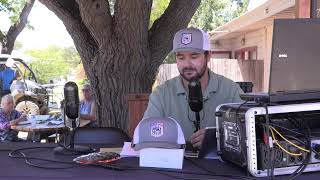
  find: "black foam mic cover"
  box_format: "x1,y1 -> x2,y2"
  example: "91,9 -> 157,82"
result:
64,81 -> 79,119
188,79 -> 203,112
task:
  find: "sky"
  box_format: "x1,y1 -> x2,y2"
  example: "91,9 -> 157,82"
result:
0,1 -> 74,51
248,0 -> 267,11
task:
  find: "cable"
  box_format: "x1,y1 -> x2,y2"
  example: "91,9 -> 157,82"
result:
282,134 -> 320,157
266,122 -> 304,136
262,103 -> 273,179
8,146 -> 78,169
269,126 -> 309,153
287,113 -> 312,180
269,127 -> 302,156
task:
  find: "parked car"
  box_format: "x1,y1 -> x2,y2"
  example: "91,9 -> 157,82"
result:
0,54 -> 49,115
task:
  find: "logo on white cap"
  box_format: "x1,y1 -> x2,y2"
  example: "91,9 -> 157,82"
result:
151,122 -> 164,138
181,33 -> 192,45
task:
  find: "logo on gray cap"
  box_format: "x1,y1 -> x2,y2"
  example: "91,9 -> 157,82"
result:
181,33 -> 192,45
151,122 -> 164,138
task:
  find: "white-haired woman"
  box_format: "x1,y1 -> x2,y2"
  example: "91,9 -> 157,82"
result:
0,94 -> 26,142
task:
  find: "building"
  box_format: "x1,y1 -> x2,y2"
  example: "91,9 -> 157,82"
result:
210,0 -> 320,91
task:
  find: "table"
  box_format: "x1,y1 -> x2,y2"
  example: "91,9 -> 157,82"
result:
11,116 -> 91,141
11,118 -> 91,132
0,142 -> 319,180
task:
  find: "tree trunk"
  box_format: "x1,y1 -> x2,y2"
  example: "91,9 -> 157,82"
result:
0,0 -> 35,54
39,0 -> 201,132
85,37 -> 154,130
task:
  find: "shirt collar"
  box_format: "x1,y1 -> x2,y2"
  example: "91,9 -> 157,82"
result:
205,70 -> 219,94
175,70 -> 219,96
176,77 -> 186,95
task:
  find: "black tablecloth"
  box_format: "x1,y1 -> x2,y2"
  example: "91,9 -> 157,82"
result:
0,142 -> 319,180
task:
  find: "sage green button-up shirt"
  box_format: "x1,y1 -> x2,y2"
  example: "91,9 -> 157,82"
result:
143,70 -> 243,140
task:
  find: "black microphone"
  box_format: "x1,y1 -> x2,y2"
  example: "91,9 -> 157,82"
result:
64,81 -> 79,121
188,79 -> 203,112
54,81 -> 94,155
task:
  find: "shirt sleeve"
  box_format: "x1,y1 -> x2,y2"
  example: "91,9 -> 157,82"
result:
0,113 -> 10,130
143,88 -> 165,119
14,110 -> 22,119
232,83 -> 244,103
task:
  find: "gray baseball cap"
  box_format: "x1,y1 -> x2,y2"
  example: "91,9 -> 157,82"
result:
82,84 -> 91,90
132,117 -> 186,151
173,27 -> 211,53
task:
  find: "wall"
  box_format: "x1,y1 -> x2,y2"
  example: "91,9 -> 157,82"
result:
263,24 -> 273,91
211,28 -> 267,91
229,29 -> 265,60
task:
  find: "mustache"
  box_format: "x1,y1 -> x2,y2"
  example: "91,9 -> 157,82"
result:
182,67 -> 196,73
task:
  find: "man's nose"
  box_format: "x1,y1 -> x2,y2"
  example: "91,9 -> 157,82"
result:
185,58 -> 195,66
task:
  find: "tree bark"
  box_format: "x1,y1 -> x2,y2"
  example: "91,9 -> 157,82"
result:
39,0 -> 201,132
0,0 -> 35,54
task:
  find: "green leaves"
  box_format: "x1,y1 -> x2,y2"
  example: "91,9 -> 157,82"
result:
25,46 -> 81,84
189,0 -> 249,32
1,0 -> 27,24
149,0 -> 170,28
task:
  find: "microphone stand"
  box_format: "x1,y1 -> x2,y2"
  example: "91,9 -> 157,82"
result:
69,117 -> 77,150
194,112 -> 201,132
54,111 -> 94,155
190,111 -> 201,154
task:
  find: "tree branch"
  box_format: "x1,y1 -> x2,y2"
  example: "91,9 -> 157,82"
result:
0,30 -> 4,41
114,0 -> 152,45
39,0 -> 98,64
4,0 -> 35,53
148,0 -> 201,69
75,0 -> 112,45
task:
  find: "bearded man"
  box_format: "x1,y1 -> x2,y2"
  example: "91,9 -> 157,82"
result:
143,27 -> 243,148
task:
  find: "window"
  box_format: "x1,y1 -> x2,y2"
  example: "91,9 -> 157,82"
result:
234,46 -> 257,60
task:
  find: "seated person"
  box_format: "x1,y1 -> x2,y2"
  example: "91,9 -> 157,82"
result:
79,84 -> 97,127
0,60 -> 17,96
0,94 -> 26,142
143,27 -> 243,149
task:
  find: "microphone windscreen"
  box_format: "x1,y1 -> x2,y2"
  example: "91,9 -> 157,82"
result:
64,81 -> 79,119
188,80 -> 203,112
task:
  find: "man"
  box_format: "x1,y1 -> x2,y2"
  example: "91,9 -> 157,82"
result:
143,27 -> 243,148
79,84 -> 97,127
0,58 -> 16,96
0,94 -> 26,142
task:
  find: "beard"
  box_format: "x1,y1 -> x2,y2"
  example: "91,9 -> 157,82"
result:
179,63 -> 207,82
